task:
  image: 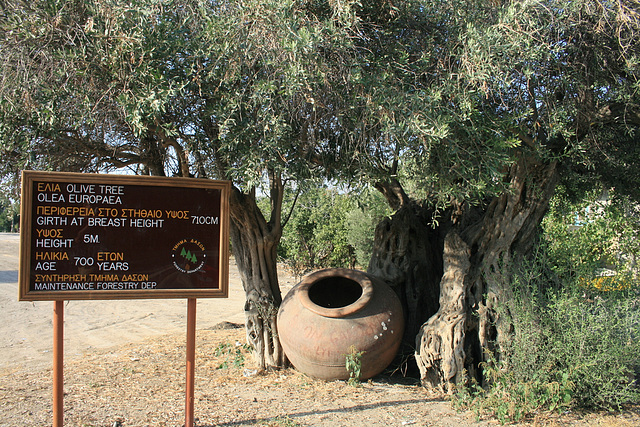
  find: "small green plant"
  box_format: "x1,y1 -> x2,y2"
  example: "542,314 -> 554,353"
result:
121,366 -> 136,375
257,415 -> 300,426
345,345 -> 365,386
214,341 -> 252,370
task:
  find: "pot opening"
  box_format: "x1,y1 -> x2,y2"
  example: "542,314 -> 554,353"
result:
308,277 -> 363,309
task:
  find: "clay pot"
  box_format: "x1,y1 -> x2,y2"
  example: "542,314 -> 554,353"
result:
277,268 -> 404,381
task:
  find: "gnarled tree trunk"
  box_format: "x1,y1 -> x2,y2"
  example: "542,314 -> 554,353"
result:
370,157 -> 558,390
367,201 -> 445,351
228,174 -> 286,369
416,157 -> 558,391
414,231 -> 470,388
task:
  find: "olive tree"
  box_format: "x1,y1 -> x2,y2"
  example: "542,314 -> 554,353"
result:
4,0 -> 639,387
347,0 -> 640,390
0,0 -> 363,369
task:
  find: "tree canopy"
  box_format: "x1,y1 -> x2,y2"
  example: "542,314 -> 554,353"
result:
346,0 -> 640,207
0,0 -> 351,181
2,0 -> 638,201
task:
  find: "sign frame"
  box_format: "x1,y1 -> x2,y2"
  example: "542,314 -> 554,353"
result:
19,170 -> 230,301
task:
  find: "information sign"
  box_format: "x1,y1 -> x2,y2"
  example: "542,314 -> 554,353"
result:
19,171 -> 230,300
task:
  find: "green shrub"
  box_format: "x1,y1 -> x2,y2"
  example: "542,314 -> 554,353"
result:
545,291 -> 640,409
454,251 -> 640,423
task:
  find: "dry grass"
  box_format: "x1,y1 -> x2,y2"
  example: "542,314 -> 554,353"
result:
1,323 -> 639,427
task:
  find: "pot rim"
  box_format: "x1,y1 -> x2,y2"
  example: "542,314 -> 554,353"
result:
297,268 -> 373,318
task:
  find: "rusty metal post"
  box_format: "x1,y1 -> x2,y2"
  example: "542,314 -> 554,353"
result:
53,300 -> 64,427
185,298 -> 197,427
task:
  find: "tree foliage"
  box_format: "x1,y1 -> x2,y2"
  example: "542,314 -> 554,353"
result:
331,0 -> 640,209
4,0 -> 638,208
0,0 -> 357,180
543,187 -> 640,286
275,187 -> 354,276
0,197 -> 18,232
270,185 -> 391,277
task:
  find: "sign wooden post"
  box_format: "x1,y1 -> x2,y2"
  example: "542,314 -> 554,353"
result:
19,171 -> 230,426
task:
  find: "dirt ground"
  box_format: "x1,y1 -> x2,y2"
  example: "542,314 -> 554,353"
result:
1,233 -> 639,426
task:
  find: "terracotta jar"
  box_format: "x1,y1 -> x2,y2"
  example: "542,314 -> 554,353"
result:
277,268 -> 404,381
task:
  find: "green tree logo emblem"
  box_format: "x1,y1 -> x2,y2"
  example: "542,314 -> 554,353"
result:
180,247 -> 198,265
172,239 -> 206,274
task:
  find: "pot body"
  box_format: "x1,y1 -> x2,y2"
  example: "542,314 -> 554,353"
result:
277,268 -> 404,381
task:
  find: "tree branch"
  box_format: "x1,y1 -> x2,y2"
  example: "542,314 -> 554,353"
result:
593,102 -> 640,127
374,178 -> 410,211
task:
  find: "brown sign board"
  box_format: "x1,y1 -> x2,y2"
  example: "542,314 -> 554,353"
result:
19,171 -> 230,301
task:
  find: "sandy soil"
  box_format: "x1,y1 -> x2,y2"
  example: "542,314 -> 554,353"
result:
1,233 -> 639,427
